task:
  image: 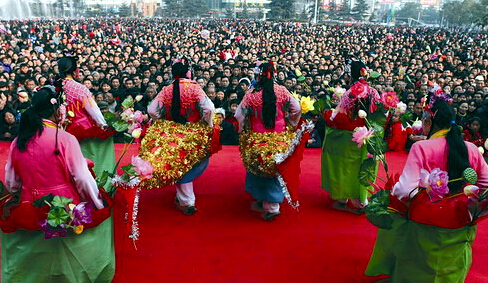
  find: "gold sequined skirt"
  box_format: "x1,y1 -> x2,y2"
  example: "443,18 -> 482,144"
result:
239,126 -> 296,177
139,119 -> 213,189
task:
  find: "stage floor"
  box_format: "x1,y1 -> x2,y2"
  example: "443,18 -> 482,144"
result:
0,143 -> 487,283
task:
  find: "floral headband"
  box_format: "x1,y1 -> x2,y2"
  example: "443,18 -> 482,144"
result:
422,90 -> 452,117
253,60 -> 277,79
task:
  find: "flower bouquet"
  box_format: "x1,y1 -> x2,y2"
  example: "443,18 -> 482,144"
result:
103,96 -> 146,142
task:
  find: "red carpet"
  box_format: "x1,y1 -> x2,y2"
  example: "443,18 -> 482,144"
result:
0,143 -> 487,283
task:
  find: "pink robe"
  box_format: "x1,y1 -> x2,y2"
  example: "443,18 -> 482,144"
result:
5,120 -> 103,209
392,137 -> 488,200
235,84 -> 301,133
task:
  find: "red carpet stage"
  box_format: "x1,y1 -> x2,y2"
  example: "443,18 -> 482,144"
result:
0,143 -> 487,283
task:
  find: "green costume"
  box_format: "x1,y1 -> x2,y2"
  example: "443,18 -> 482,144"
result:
321,127 -> 372,204
1,217 -> 115,283
365,215 -> 476,283
80,137 -> 116,176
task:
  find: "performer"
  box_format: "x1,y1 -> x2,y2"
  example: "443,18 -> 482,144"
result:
321,59 -> 381,213
56,56 -> 115,177
2,87 -> 115,283
365,98 -> 488,282
142,59 -> 216,215
235,62 -> 303,221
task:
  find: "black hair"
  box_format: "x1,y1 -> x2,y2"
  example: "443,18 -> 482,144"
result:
17,87 -> 62,153
430,99 -> 470,193
254,63 -> 276,129
170,62 -> 189,124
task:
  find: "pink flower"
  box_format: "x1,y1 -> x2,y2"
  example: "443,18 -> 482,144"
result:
381,92 -> 400,109
128,123 -> 141,134
121,108 -> 134,122
133,110 -> 145,124
352,126 -> 374,148
350,82 -> 368,99
427,168 -> 449,199
131,156 -> 154,180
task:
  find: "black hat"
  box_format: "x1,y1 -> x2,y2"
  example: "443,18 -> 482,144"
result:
57,56 -> 78,75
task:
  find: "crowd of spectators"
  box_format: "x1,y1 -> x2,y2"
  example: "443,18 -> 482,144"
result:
0,18 -> 487,148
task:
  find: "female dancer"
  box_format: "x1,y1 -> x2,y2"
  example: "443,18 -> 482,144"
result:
56,56 -> 115,176
3,87 -> 115,283
142,59 -> 216,215
235,62 -> 303,221
365,98 -> 488,282
321,59 -> 380,213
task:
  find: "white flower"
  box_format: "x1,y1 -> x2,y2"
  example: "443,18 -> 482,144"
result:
479,146 -> 485,155
135,95 -> 143,102
396,102 -> 407,114
484,138 -> 488,150
131,128 -> 142,139
358,110 -> 367,119
50,98 -> 57,105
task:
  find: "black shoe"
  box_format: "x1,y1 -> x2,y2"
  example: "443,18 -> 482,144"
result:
175,197 -> 197,215
261,211 -> 280,221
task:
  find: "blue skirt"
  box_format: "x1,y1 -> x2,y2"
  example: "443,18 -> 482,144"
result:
177,158 -> 209,184
245,172 -> 284,203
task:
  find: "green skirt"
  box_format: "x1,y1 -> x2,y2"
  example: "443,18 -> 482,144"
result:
1,216 -> 115,283
365,215 -> 476,283
321,127 -> 372,203
80,137 -> 116,176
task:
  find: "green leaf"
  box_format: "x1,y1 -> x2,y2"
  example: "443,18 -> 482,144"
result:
96,170 -> 111,189
368,109 -> 387,127
121,96 -> 134,109
366,213 -> 393,229
103,112 -> 116,123
358,158 -> 377,187
400,111 -> 413,128
112,120 -> 129,132
51,196 -> 73,208
369,71 -> 381,79
365,190 -> 393,229
33,194 -> 55,207
47,207 -> 70,227
121,164 -> 136,176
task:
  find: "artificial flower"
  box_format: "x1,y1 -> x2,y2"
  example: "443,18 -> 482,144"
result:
300,96 -> 315,114
135,95 -> 143,102
67,111 -> 75,117
381,92 -> 400,109
50,98 -> 57,105
464,185 -> 480,197
72,202 -> 93,226
427,168 -> 449,198
74,225 -> 84,235
334,87 -> 346,97
396,102 -> 407,115
484,138 -> 488,150
350,82 -> 368,98
133,110 -> 145,124
121,108 -> 134,122
291,91 -> 300,101
131,156 -> 154,180
411,120 -> 423,134
479,146 -> 485,155
358,110 -> 367,119
352,126 -> 374,148
131,128 -> 142,139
